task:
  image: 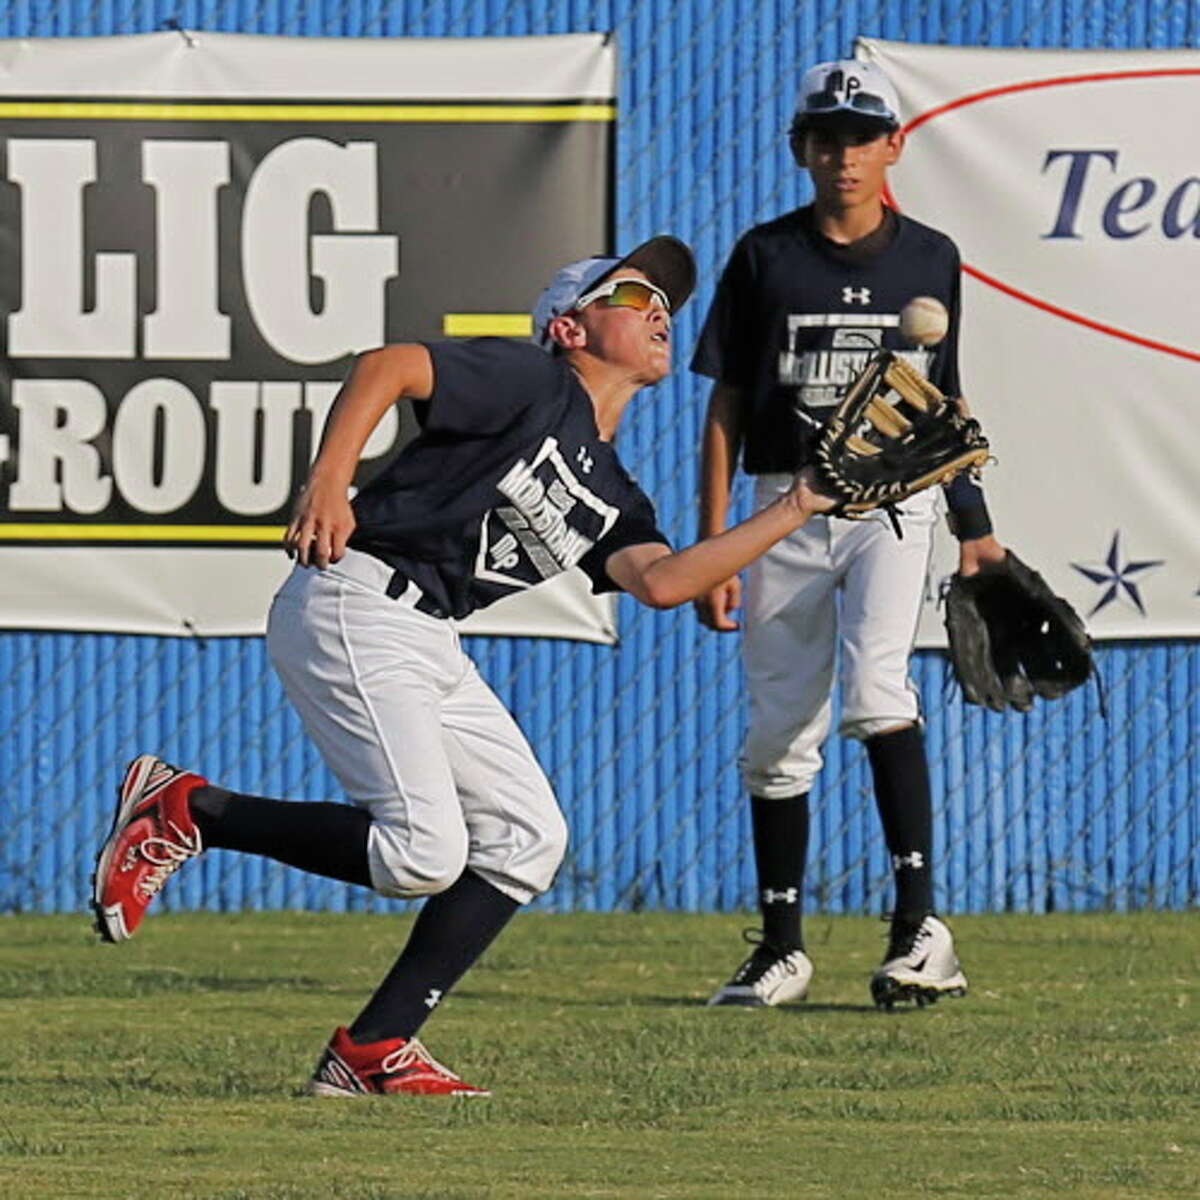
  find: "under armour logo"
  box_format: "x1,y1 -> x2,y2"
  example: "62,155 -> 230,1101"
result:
762,887 -> 798,905
576,446 -> 594,474
892,852 -> 926,870
423,988 -> 443,1010
842,286 -> 871,305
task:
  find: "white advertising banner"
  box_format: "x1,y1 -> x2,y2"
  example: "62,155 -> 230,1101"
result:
0,31 -> 620,641
857,39 -> 1200,644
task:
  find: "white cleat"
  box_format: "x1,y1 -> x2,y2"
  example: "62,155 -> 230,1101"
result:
871,914 -> 968,1010
708,938 -> 813,1007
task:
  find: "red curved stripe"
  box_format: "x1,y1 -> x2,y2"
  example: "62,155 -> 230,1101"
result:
902,68 -> 1200,135
962,264 -> 1200,364
885,67 -> 1200,364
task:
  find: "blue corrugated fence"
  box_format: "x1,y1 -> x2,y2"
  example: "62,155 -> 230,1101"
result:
1,0 -> 1197,916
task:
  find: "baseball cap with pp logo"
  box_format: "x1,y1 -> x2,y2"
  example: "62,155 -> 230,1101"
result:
792,59 -> 901,133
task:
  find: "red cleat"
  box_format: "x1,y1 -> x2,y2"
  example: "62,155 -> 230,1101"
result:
308,1027 -> 490,1098
92,755 -> 206,943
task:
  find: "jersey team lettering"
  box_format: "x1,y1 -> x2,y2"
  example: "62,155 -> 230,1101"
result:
479,437 -> 619,589
782,337 -> 934,414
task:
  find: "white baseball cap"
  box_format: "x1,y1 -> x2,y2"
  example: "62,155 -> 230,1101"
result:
531,234 -> 696,350
792,59 -> 901,133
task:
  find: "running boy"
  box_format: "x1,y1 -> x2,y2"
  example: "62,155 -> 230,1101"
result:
94,236 -> 837,1096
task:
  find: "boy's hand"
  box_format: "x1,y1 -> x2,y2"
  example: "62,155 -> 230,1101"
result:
695,576 -> 743,631
788,466 -> 839,517
285,475 -> 356,568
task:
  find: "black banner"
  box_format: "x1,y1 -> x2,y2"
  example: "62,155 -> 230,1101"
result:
0,101 -> 612,546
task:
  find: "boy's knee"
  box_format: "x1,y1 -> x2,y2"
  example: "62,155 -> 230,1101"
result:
476,806 -> 569,903
367,824 -> 469,899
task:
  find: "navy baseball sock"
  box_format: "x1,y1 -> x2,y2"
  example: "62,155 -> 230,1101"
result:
349,868 -> 520,1044
189,786 -> 373,888
750,793 -> 809,951
865,725 -> 934,921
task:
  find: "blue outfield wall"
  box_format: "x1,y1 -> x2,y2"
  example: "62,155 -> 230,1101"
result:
1,0 -> 1198,916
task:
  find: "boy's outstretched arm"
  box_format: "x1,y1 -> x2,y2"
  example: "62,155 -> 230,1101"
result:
607,468 -> 834,610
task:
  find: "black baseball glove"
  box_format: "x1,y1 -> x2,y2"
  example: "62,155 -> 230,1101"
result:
814,349 -> 990,516
943,550 -> 1094,712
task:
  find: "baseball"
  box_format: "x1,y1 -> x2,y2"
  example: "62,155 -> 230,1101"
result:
899,296 -> 949,347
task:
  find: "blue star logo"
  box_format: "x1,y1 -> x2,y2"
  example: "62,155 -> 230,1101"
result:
1071,531 -> 1163,617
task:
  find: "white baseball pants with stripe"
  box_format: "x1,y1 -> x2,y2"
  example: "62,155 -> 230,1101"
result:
266,549 -> 567,905
741,475 -> 938,799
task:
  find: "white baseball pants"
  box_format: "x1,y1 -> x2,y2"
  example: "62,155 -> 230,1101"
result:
741,475 -> 937,799
266,549 -> 567,904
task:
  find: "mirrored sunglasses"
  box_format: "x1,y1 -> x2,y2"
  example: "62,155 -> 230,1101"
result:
575,277 -> 671,313
804,89 -> 895,120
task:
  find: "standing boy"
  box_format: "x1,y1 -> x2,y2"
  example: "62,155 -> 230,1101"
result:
692,60 -> 1006,1009
94,236 -> 839,1096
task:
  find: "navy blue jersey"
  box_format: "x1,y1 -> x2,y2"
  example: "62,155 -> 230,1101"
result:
692,206 -> 963,474
348,338 -> 670,619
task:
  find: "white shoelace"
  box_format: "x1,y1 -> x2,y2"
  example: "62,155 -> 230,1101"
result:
379,1038 -> 462,1082
884,917 -> 935,966
133,821 -> 202,899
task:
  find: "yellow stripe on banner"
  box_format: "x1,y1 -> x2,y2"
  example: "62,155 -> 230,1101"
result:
0,102 -> 616,123
443,313 -> 533,338
0,524 -> 285,543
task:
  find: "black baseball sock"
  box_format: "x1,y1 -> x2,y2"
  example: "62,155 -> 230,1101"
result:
189,785 -> 373,888
349,868 -> 521,1044
750,792 -> 809,952
865,725 -> 934,921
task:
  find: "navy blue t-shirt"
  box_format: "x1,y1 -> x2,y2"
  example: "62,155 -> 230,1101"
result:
348,339 -> 670,619
691,206 -> 963,474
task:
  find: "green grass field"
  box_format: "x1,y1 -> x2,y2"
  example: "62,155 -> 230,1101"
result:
1,910 -> 1197,1198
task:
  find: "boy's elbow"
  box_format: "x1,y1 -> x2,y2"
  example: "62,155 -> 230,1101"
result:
636,572 -> 688,611
609,548 -> 690,610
